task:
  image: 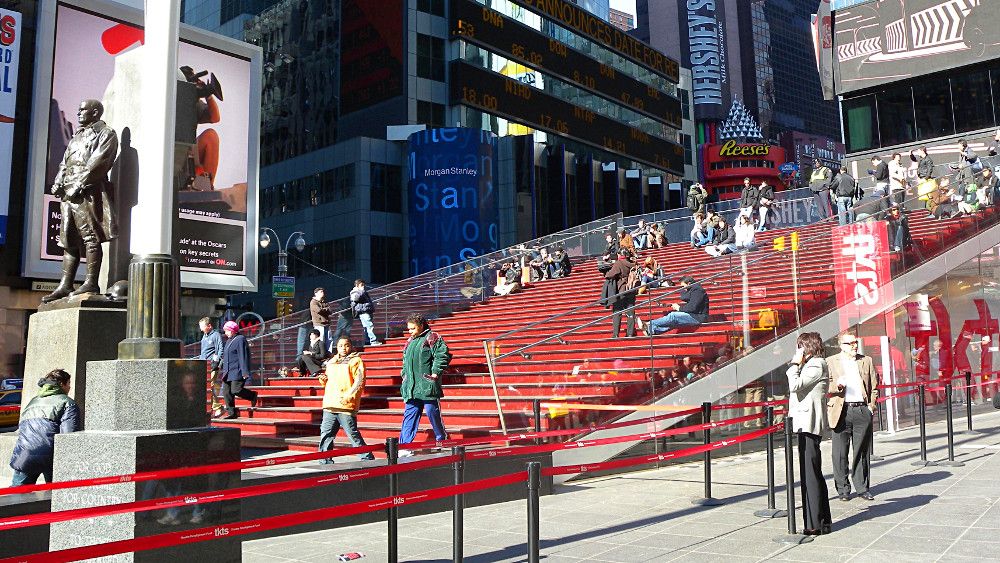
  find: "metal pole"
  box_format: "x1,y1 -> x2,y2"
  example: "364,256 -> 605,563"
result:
791,247 -> 801,326
940,383 -> 965,467
964,371 -> 976,433
453,446 -> 465,563
912,384 -> 937,467
386,437 -> 399,563
741,253 -> 751,348
692,402 -> 723,506
754,406 -> 786,518
533,399 -> 542,445
774,416 -> 812,544
527,462 -> 540,563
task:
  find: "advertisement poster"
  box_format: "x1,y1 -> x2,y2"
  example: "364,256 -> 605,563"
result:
36,3 -> 254,282
407,128 -> 498,275
0,9 -> 20,246
831,221 -> 895,332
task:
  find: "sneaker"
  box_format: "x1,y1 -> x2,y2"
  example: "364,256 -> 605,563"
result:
369,341 -> 384,347
360,454 -> 376,461
223,412 -> 238,420
157,514 -> 181,525
397,449 -> 414,458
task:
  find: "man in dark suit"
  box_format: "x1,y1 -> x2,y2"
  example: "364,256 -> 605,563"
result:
827,333 -> 879,501
296,329 -> 327,375
220,320 -> 259,419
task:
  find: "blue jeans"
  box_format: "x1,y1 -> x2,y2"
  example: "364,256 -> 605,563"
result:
358,313 -> 378,344
11,469 -> 51,486
836,196 -> 854,226
399,399 -> 448,444
319,410 -> 375,463
695,226 -> 714,247
649,312 -> 701,335
634,234 -> 648,249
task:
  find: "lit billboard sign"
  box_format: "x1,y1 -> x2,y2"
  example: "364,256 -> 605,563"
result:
0,8 -> 20,246
679,0 -> 729,121
23,0 -> 262,291
834,0 -> 1000,94
407,128 -> 498,276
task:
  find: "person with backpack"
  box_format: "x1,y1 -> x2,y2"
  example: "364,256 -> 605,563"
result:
398,313 -> 452,456
9,369 -> 80,485
605,253 -> 638,339
687,183 -> 708,215
350,279 -> 381,347
833,165 -> 857,226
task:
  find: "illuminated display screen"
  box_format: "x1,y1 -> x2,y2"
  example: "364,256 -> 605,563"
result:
450,60 -> 684,174
451,0 -> 681,128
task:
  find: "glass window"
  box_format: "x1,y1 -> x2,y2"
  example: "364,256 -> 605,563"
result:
992,67 -> 1000,127
417,0 -> 444,16
680,89 -> 690,121
371,236 -> 404,283
333,237 -> 355,274
914,80 -> 954,140
842,94 -> 878,153
371,163 -> 403,213
416,34 -> 445,82
681,133 -> 693,166
876,85 -> 915,147
952,70 -> 995,134
417,100 -> 446,128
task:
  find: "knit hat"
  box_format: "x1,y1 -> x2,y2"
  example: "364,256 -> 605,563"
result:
223,320 -> 239,332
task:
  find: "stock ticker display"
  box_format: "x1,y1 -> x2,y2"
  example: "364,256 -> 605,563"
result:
450,0 -> 682,129
449,60 -> 685,175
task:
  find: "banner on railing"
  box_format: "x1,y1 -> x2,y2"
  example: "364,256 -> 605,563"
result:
831,220 -> 894,334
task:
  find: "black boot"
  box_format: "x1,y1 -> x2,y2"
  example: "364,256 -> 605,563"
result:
70,243 -> 102,296
41,253 -> 80,303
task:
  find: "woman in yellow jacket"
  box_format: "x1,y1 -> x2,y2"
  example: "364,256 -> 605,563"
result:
318,337 -> 376,464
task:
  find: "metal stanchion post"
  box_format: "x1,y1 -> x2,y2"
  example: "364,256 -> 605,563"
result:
386,438 -> 399,563
527,462 -> 540,563
940,383 -> 965,467
453,446 -> 465,563
533,399 -> 542,445
774,417 -> 812,544
755,406 -> 786,519
912,385 -> 937,467
963,371 -> 979,434
692,401 -> 723,506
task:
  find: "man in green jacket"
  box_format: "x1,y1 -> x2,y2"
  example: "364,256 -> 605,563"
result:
398,313 -> 452,456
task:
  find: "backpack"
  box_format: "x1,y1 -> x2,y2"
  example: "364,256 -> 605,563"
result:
687,190 -> 700,211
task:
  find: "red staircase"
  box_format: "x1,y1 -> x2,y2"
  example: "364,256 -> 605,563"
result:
213,208 -> 997,451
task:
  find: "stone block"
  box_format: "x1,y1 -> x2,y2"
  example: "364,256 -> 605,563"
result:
50,427 -> 241,562
84,359 -> 210,432
22,305 -> 127,423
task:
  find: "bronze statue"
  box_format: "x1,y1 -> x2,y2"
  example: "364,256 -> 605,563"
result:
42,99 -> 119,303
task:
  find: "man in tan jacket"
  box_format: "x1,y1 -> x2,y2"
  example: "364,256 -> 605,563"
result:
827,333 -> 879,501
317,337 -> 375,464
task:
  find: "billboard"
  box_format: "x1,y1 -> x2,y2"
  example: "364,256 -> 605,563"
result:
678,0 -> 730,121
831,221 -> 894,333
407,128 -> 498,276
0,9 -> 20,246
834,0 -> 1000,94
23,0 -> 261,291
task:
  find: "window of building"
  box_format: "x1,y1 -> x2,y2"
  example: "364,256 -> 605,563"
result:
321,163 -> 354,203
417,0 -> 444,17
416,34 -> 445,82
952,69 -> 995,134
876,85 -> 915,147
371,163 -> 403,213
332,237 -> 355,274
842,94 -> 878,153
680,89 -> 691,121
681,133 -> 693,166
914,80 -> 954,140
417,100 -> 446,128
370,236 -> 404,284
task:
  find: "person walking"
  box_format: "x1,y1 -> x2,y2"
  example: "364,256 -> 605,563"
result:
827,333 -> 878,502
809,159 -> 833,219
605,253 -> 638,339
833,165 -> 857,226
220,320 -> 259,419
8,369 -> 80,485
317,337 -> 376,464
310,287 -> 332,350
350,279 -> 382,346
198,317 -> 225,418
786,332 -> 832,535
398,313 -> 452,456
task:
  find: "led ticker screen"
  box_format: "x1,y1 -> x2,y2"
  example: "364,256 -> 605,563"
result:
451,0 -> 681,129
450,60 -> 684,175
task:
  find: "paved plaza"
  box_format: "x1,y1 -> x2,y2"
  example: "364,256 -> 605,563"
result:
244,410 -> 1000,562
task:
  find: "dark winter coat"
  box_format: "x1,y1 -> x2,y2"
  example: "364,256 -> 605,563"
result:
400,330 -> 452,401
712,225 -> 735,245
220,334 -> 251,382
350,287 -> 374,315
833,172 -> 857,197
678,283 -> 710,323
740,185 -> 760,208
9,385 -> 80,475
916,155 -> 935,179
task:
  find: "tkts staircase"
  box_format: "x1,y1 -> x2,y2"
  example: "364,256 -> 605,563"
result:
204,187 -> 1000,453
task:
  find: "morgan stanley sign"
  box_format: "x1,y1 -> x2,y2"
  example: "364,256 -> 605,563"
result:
679,0 -> 729,121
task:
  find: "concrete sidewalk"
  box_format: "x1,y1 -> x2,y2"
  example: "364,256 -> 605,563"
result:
243,408 -> 1000,562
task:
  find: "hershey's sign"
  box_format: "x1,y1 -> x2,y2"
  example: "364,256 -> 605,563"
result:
684,0 -> 726,119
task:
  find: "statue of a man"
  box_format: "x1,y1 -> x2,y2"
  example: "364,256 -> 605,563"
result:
41,99 -> 119,303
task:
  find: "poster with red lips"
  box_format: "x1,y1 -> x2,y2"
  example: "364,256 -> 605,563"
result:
35,2 -> 254,282
0,8 -> 20,247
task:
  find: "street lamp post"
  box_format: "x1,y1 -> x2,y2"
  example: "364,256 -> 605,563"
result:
260,228 -> 305,364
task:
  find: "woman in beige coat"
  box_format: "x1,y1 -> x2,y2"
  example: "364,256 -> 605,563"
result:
786,332 -> 832,535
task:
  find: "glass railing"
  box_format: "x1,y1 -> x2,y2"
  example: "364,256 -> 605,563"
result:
482,162 -> 1000,463
210,213 -> 625,378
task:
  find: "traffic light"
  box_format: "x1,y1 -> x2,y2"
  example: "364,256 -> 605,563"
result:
276,300 -> 293,317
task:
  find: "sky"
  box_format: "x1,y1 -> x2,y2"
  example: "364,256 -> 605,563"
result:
610,0 -> 637,19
